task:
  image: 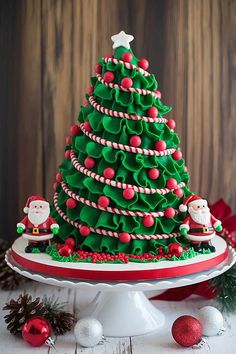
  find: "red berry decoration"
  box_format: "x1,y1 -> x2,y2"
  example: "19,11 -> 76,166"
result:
139,58 -> 149,70
130,135 -> 141,147
95,63 -> 102,74
174,188 -> 184,198
79,225 -> 91,236
164,207 -> 175,218
98,196 -> 110,208
84,101 -> 89,107
184,165 -> 188,172
148,168 -> 160,180
103,167 -> 115,179
147,106 -> 158,118
166,178 -> 178,190
119,232 -> 131,243
65,237 -> 76,248
121,77 -> 133,89
123,188 -> 135,200
143,215 -> 154,227
167,119 -> 176,130
168,243 -> 184,257
103,71 -> 114,83
172,315 -> 202,347
122,52 -> 133,62
59,245 -> 73,257
155,140 -> 166,151
66,136 -> 71,145
65,150 -> 71,160
22,317 -> 53,347
70,124 -> 80,136
66,198 -> 77,209
84,121 -> 91,133
84,157 -> 95,168
155,90 -> 161,99
53,182 -> 59,190
172,150 -> 182,161
88,85 -> 94,95
56,172 -> 62,183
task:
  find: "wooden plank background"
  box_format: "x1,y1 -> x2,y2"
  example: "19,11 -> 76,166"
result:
0,0 -> 235,241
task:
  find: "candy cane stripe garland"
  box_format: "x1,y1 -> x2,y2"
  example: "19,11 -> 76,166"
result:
103,57 -> 150,77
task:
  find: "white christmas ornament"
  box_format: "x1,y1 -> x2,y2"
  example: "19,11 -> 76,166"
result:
111,31 -> 134,49
197,306 -> 225,336
74,317 -> 104,347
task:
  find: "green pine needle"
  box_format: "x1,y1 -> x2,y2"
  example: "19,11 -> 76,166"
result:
43,295 -> 68,319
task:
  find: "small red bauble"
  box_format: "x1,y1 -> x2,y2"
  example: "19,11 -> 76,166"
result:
65,237 -> 76,248
155,90 -> 162,99
164,207 -> 175,218
56,172 -> 62,183
123,188 -> 135,200
167,119 -> 176,130
148,168 -> 160,180
98,196 -> 110,208
22,316 -> 52,347
65,150 -> 71,160
172,315 -> 202,347
95,63 -> 102,74
66,135 -> 71,145
173,150 -> 182,160
88,85 -> 94,95
168,242 -> 184,257
70,124 -> 80,136
103,167 -> 115,179
103,71 -> 115,83
119,232 -> 131,243
84,101 -> 89,107
66,198 -> 77,209
84,157 -> 95,168
155,140 -> 166,151
147,106 -> 158,118
59,245 -> 73,257
121,77 -> 133,89
83,121 -> 91,133
79,225 -> 91,236
122,52 -> 133,62
142,215 -> 154,227
53,182 -> 59,190
174,188 -> 184,198
138,58 -> 149,70
130,135 -> 141,147
166,178 -> 178,190
184,165 -> 188,172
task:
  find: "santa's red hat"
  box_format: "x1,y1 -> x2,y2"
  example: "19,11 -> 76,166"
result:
179,195 -> 204,212
24,195 -> 49,214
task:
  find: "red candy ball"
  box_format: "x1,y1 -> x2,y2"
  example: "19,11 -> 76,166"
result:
65,150 -> 71,160
65,237 -> 76,248
79,225 -> 91,236
66,198 -> 77,209
59,245 -> 73,257
148,168 -> 160,180
88,85 -> 94,95
155,90 -> 162,99
122,52 -> 133,62
130,135 -> 141,147
22,317 -> 52,347
103,71 -> 114,83
98,196 -> 110,208
119,232 -> 131,243
173,150 -> 183,160
123,188 -> 135,200
70,124 -> 80,136
84,101 -> 89,107
167,119 -> 176,130
143,215 -> 154,227
56,172 -> 62,183
174,188 -> 184,198
147,106 -> 158,118
66,136 -> 71,145
166,178 -> 178,190
83,121 -> 91,133
184,165 -> 188,172
172,315 -> 202,347
139,58 -> 149,70
84,157 -> 95,168
53,182 -> 59,190
103,167 -> 115,179
164,207 -> 175,218
168,243 -> 184,257
95,63 -> 102,74
155,140 -> 166,151
121,77 -> 133,89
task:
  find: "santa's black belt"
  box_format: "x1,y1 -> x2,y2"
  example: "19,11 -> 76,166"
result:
189,227 -> 214,233
25,228 -> 50,234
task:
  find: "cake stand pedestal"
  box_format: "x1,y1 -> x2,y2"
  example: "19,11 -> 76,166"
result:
6,246 -> 236,337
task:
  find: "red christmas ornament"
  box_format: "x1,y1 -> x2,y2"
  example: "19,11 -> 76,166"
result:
173,150 -> 182,160
103,167 -> 115,179
139,58 -> 149,70
166,178 -> 178,190
122,52 -> 133,62
143,215 -> 154,227
66,136 -> 71,145
22,317 -> 54,347
70,124 -> 80,136
130,135 -> 141,147
84,157 -> 95,168
84,101 -> 89,107
119,232 -> 131,243
65,150 -> 71,160
155,90 -> 162,99
147,106 -> 158,118
66,198 -> 77,209
53,182 -> 59,190
98,196 -> 110,208
59,245 -> 73,257
56,172 -> 62,183
88,85 -> 94,95
83,121 -> 91,133
103,71 -> 114,83
148,168 -> 160,180
123,188 -> 135,200
65,237 -> 76,248
121,77 -> 133,89
172,315 -> 202,347
174,188 -> 184,198
155,140 -> 166,151
164,207 -> 175,218
168,243 -> 184,257
184,165 -> 188,172
95,63 -> 102,74
79,225 -> 91,236
167,119 -> 176,130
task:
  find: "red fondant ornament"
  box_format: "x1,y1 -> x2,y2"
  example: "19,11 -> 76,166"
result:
172,315 -> 202,347
123,188 -> 135,200
164,207 -> 175,218
84,157 -> 95,168
147,106 -> 158,118
168,243 -> 184,257
83,121 -> 91,133
53,182 -> 59,190
66,198 -> 77,209
122,52 -> 133,62
121,77 -> 133,89
148,168 -> 160,180
103,71 -> 114,83
65,150 -> 71,160
139,58 -> 149,70
167,119 -> 176,130
155,90 -> 161,99
103,167 -> 115,179
174,188 -> 184,198
84,101 -> 89,107
66,136 -> 71,145
173,150 -> 182,160
59,245 -> 73,257
130,135 -> 141,147
143,216 -> 154,227
98,196 -> 110,208
80,225 -> 91,236
65,237 -> 76,248
56,172 -> 62,183
95,63 -> 102,74
155,140 -> 166,151
22,317 -> 54,347
119,232 -> 131,243
88,85 -> 94,95
70,124 -> 80,136
166,178 -> 177,190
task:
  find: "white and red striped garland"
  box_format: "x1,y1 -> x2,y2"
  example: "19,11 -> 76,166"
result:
103,57 -> 150,77
70,151 -> 185,195
80,123 -> 176,157
54,193 -> 181,240
89,96 -> 167,123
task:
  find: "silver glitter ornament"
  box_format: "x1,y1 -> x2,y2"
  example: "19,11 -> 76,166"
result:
197,306 -> 225,336
74,317 -> 103,347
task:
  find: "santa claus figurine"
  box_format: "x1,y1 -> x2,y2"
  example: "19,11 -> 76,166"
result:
16,195 -> 59,253
179,195 -> 223,252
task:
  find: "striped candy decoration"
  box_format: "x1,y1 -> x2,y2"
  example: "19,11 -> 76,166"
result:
103,57 -> 150,77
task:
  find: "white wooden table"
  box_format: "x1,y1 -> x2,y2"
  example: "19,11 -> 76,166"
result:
0,281 -> 236,354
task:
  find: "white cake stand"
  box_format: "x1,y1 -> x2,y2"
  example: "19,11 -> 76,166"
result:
6,245 -> 236,337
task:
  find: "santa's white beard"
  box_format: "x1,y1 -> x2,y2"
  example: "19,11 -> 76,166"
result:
189,207 -> 211,225
28,209 -> 50,225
